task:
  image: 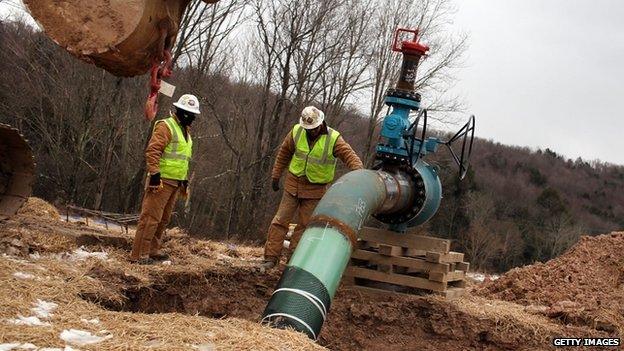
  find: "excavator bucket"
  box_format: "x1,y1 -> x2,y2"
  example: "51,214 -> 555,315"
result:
24,0 -> 219,77
0,124 -> 35,219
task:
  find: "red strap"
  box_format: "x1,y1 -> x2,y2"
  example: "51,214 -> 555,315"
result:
144,49 -> 173,121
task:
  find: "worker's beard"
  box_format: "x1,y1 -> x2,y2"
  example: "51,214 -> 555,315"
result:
176,109 -> 196,127
179,115 -> 195,127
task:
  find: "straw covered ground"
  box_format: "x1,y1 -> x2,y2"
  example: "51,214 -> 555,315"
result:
0,198 -> 620,350
0,201 -> 322,350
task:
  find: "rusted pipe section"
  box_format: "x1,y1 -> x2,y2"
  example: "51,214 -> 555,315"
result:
377,170 -> 414,214
24,0 -> 219,77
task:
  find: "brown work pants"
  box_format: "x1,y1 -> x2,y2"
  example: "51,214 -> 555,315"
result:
264,191 -> 320,261
130,182 -> 179,260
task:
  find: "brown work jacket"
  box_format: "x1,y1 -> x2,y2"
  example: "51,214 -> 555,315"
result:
271,125 -> 364,199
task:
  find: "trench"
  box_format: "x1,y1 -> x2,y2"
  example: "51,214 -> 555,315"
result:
79,265 -> 276,321
76,263 -> 552,351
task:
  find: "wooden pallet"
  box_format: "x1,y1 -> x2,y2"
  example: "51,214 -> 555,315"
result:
343,227 -> 470,298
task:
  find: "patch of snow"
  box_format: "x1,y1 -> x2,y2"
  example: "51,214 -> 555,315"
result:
144,339 -> 163,348
31,299 -> 58,319
60,329 -> 112,346
193,343 -> 215,351
1,344 -> 38,351
6,315 -> 51,327
80,318 -> 100,325
70,247 -> 108,261
13,272 -> 35,280
53,247 -> 108,261
216,253 -> 233,261
467,272 -> 485,282
1,254 -> 28,264
161,260 -> 172,266
29,253 -> 41,260
467,272 -> 500,283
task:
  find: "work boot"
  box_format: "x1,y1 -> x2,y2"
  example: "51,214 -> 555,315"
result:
138,258 -> 155,265
258,257 -> 278,272
129,257 -> 155,265
149,253 -> 170,261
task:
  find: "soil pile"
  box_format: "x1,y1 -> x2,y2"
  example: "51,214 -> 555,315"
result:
476,231 -> 624,334
17,197 -> 60,220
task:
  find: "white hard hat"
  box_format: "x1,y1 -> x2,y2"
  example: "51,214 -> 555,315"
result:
299,106 -> 324,129
173,94 -> 201,115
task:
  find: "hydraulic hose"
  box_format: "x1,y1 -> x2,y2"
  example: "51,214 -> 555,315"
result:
261,169 -> 414,339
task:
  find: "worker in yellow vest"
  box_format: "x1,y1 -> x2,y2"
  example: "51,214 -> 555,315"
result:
129,94 -> 199,264
261,106 -> 364,269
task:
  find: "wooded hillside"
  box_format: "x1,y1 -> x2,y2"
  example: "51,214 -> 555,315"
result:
429,140 -> 624,272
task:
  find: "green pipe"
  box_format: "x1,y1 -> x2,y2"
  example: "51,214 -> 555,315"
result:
287,228 -> 351,298
262,169 -> 412,339
289,169 -> 388,296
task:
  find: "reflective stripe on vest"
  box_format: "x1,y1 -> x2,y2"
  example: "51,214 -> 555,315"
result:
157,117 -> 193,180
288,124 -> 340,184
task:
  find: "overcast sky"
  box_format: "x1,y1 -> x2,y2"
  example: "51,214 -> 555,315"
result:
1,1 -> 623,165
451,0 -> 624,165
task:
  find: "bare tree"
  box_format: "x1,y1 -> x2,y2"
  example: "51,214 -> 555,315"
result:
173,0 -> 247,85
460,191 -> 503,270
543,214 -> 582,258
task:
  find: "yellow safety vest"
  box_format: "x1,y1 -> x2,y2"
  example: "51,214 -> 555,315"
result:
288,124 -> 340,184
156,117 -> 192,180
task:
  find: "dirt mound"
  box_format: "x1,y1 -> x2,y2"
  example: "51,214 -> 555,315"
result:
476,231 -> 624,334
17,197 -> 60,220
325,291 -> 608,351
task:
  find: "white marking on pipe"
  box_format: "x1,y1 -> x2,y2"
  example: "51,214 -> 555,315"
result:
261,313 -> 317,340
355,198 -> 366,218
273,288 -> 327,320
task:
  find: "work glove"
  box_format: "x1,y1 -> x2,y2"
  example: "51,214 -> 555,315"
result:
148,172 -> 163,192
271,178 -> 280,192
179,180 -> 189,199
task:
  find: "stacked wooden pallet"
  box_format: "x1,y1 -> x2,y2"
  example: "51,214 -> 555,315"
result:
343,227 -> 469,298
